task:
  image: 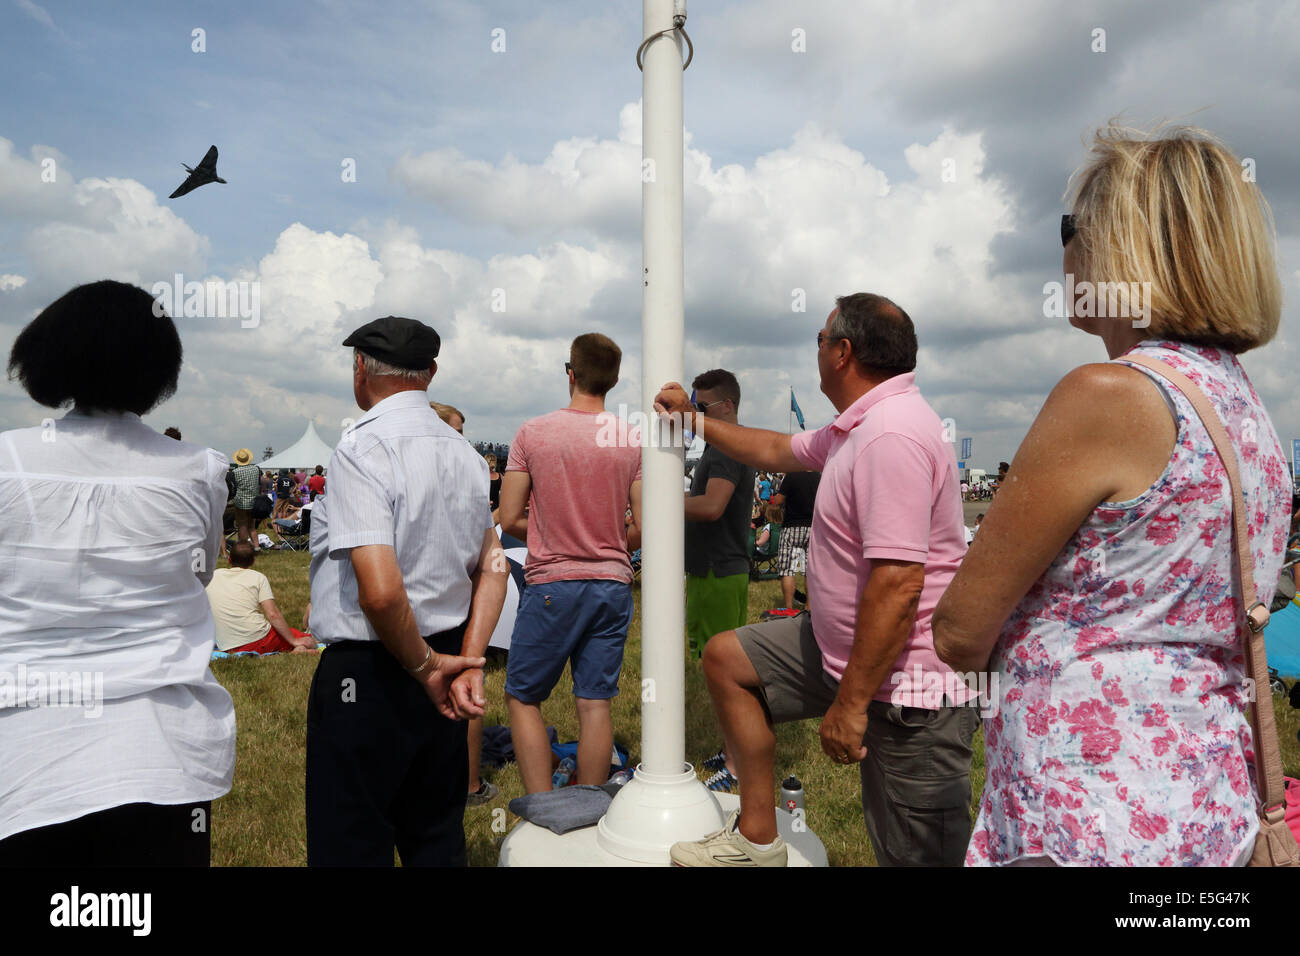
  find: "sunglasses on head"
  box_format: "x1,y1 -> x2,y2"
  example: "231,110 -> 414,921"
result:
1061,214 -> 1077,247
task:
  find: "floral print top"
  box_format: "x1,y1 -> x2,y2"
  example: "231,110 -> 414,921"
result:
968,339 -> 1290,866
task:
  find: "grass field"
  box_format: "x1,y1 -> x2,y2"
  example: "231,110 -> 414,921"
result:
209,549 -> 1300,867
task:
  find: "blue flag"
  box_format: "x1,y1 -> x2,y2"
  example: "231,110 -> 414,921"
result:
790,388 -> 806,430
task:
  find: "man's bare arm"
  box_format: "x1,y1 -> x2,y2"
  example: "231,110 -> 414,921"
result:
461,527 -> 509,660
260,598 -> 315,649
684,477 -> 735,522
350,544 -> 484,719
654,383 -> 806,474
448,528 -> 510,719
350,544 -> 427,667
498,471 -> 531,542
818,560 -> 924,761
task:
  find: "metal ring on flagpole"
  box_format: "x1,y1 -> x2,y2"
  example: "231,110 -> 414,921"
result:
636,22 -> 693,71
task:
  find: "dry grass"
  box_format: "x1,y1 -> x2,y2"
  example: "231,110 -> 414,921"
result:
209,550 -> 1300,867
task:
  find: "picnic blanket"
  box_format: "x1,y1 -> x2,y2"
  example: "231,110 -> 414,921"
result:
211,644 -> 324,659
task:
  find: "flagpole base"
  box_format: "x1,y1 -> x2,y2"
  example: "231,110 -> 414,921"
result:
595,762 -> 724,863
497,776 -> 829,867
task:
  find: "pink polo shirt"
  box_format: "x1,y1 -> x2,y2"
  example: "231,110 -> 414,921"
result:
790,373 -> 971,707
507,409 -> 642,586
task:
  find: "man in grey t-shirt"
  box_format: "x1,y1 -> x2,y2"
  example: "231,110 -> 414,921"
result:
684,369 -> 756,661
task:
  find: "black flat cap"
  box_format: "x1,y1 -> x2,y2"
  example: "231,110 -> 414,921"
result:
343,316 -> 440,369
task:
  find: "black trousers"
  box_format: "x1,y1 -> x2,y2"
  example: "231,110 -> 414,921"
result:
306,627 -> 469,867
0,801 -> 211,867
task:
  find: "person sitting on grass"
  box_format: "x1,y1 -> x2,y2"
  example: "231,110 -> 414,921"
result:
206,542 -> 316,654
754,503 -> 781,556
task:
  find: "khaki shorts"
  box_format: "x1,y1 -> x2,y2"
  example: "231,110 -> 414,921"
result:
735,612 -> 980,867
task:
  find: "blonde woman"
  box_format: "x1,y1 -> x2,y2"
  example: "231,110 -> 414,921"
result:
934,127 -> 1289,866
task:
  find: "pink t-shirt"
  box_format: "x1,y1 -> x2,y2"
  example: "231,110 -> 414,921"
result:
790,372 -> 971,707
507,408 -> 642,586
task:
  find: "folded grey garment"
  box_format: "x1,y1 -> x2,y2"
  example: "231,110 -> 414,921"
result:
508,785 -> 613,834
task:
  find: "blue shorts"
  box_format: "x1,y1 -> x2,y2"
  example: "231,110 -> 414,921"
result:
504,579 -> 633,703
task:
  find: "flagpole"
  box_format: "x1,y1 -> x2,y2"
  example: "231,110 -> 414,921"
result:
498,0 -> 827,866
594,0 -> 726,863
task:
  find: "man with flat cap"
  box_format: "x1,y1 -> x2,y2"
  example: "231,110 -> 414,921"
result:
306,315 -> 509,866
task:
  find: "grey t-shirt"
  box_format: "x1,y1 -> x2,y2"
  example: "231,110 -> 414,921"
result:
685,444 -> 756,578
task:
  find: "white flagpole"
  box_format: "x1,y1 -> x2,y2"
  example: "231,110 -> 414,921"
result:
596,0 -> 725,863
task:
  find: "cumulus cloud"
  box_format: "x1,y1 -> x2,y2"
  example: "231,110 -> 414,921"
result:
3,0 -> 1298,466
25,178 -> 209,288
391,101 -> 1026,438
0,109 -> 1085,456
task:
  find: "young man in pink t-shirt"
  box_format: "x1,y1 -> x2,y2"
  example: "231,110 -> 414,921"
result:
655,294 -> 978,867
499,333 -> 643,794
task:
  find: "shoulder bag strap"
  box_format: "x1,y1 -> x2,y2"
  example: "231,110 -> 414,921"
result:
1121,353 -> 1285,815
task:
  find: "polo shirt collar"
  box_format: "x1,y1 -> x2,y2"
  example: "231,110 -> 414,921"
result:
354,389 -> 431,428
830,372 -> 917,433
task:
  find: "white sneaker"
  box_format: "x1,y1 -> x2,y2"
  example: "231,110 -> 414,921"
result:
669,809 -> 788,867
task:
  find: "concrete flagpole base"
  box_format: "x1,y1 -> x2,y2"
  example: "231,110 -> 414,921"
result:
497,769 -> 829,867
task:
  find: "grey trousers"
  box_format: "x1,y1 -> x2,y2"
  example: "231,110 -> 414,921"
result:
736,612 -> 980,867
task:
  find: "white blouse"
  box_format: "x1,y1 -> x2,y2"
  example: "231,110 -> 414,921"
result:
0,409 -> 236,841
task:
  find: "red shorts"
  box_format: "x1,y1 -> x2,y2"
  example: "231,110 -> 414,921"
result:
229,626 -> 311,654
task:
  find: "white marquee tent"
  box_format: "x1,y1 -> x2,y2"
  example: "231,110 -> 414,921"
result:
258,421 -> 335,471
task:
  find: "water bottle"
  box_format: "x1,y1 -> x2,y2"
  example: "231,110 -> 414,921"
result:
607,767 -> 635,787
552,757 -> 576,789
780,776 -> 804,814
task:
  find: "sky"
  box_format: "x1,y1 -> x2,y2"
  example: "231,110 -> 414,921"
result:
1,0 -> 1298,469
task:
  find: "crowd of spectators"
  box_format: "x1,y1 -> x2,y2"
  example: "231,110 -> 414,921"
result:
1,124 -> 1294,870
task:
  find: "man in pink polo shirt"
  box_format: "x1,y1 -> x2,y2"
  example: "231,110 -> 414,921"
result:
659,293 -> 977,867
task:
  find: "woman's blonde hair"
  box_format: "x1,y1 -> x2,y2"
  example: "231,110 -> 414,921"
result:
1065,123 -> 1281,353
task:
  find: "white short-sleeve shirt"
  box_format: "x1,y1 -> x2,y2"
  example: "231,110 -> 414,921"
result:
308,390 -> 492,643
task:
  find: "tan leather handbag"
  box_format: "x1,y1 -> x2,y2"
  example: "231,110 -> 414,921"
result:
1125,354 -> 1300,867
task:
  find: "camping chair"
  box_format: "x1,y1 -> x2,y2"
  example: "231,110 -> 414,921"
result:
274,506 -> 312,551
749,524 -> 781,580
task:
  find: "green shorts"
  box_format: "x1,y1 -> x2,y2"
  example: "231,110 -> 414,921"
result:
685,571 -> 749,660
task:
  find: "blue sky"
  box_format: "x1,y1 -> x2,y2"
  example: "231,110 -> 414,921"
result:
2,0 -> 1298,467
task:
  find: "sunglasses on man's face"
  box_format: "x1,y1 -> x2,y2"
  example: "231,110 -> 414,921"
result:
565,362 -> 572,374
694,399 -> 728,413
1061,214 -> 1077,248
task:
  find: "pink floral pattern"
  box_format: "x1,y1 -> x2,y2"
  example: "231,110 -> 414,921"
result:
968,340 -> 1289,866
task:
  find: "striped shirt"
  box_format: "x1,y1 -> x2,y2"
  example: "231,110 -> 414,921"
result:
307,390 -> 493,643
